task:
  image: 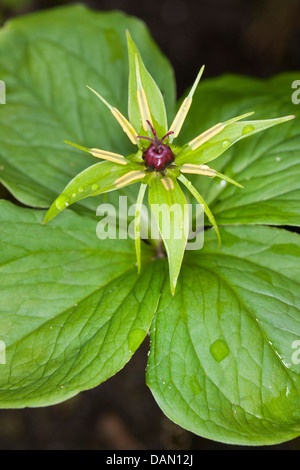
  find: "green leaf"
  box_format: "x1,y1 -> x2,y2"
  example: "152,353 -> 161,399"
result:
44,160 -> 141,224
127,30 -> 168,139
178,73 -> 300,226
148,175 -> 189,294
0,201 -> 164,407
146,225 -> 300,445
0,5 -> 175,209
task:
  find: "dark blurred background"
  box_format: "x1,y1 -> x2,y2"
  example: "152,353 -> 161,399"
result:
0,0 -> 300,450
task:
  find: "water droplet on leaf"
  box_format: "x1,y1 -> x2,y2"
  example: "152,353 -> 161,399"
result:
242,125 -> 255,135
210,339 -> 229,362
55,194 -> 70,210
222,139 -> 231,148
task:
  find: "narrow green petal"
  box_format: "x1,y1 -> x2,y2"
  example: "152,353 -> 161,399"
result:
179,174 -> 221,247
135,183 -> 148,273
86,85 -> 139,145
211,170 -> 244,188
65,140 -> 128,165
64,140 -> 90,153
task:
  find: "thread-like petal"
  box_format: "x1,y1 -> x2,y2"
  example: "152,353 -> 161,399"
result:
135,183 -> 148,274
188,123 -> 225,150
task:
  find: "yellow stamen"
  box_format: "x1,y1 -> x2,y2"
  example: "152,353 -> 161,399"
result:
180,163 -> 215,176
188,123 -> 225,150
161,176 -> 175,191
90,148 -> 127,165
86,85 -> 139,145
181,164 -> 243,188
169,65 -> 205,142
115,171 -> 145,188
135,55 -> 153,131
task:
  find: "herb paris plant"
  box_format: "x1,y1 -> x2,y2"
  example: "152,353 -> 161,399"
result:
0,5 -> 299,447
44,31 -> 294,295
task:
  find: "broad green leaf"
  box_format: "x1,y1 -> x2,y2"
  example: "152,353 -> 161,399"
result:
178,73 -> 300,226
0,201 -> 164,407
0,5 -> 175,209
127,30 -> 168,139
44,160 -> 142,224
147,225 -> 300,445
148,175 -> 189,294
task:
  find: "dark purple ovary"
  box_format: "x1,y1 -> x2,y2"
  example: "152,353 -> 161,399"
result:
144,143 -> 175,171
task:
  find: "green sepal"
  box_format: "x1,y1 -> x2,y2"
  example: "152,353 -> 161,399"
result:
148,174 -> 189,294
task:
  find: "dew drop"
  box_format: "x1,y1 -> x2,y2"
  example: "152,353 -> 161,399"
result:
222,139 -> 231,149
71,193 -> 77,199
276,157 -> 281,162
78,187 -> 84,193
210,339 -> 230,362
92,183 -> 100,192
242,124 -> 255,135
220,180 -> 227,187
55,194 -> 70,211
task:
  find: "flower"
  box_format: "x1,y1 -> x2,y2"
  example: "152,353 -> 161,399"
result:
44,31 -> 294,294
